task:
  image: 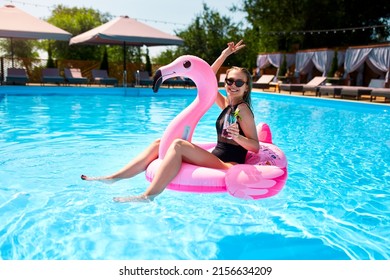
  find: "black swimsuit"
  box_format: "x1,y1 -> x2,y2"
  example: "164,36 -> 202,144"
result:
211,102 -> 252,164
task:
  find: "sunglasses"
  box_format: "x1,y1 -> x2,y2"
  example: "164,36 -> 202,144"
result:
225,78 -> 247,88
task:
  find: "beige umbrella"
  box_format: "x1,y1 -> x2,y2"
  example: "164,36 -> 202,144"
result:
70,15 -> 183,46
0,4 -> 71,40
0,4 -> 72,66
70,16 -> 184,85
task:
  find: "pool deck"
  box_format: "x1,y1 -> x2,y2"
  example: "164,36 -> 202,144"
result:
0,84 -> 389,105
255,86 -> 390,104
0,84 -> 197,97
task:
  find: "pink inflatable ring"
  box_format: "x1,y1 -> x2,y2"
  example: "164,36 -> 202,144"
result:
146,55 -> 288,200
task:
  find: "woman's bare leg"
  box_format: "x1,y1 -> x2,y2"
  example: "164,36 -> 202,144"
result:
81,139 -> 160,183
113,139 -> 232,202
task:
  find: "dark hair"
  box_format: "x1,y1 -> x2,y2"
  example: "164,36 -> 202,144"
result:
226,66 -> 253,108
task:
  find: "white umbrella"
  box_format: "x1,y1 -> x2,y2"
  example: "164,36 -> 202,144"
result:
0,4 -> 72,66
70,16 -> 184,85
70,15 -> 183,46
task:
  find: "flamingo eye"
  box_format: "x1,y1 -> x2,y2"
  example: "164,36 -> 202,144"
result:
183,60 -> 191,68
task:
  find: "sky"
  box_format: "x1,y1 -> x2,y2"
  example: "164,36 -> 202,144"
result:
1,0 -> 247,57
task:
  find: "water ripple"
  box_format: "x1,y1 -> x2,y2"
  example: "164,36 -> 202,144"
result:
1,93 -> 389,260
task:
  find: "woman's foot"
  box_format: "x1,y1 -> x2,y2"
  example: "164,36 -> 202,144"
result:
113,194 -> 152,203
80,174 -> 118,184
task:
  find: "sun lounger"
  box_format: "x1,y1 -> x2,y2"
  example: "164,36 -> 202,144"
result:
340,79 -> 385,100
64,68 -> 88,85
279,76 -> 327,95
218,73 -> 227,87
316,85 -> 343,97
184,77 -> 195,87
91,69 -> 117,86
41,68 -> 64,85
135,70 -> 153,87
370,88 -> 390,102
340,87 -> 372,100
165,76 -> 187,87
252,74 -> 275,90
6,68 -> 29,85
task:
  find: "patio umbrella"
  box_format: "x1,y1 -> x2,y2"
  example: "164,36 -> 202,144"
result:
69,16 -> 184,85
0,4 -> 72,66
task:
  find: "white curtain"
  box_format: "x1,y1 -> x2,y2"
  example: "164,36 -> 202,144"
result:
294,51 -> 314,82
343,47 -> 372,78
344,46 -> 390,85
267,53 -> 296,68
267,53 -> 281,68
256,53 -> 296,81
367,46 -> 390,82
312,50 -> 334,76
268,53 -> 282,79
257,46 -> 389,85
256,54 -> 270,75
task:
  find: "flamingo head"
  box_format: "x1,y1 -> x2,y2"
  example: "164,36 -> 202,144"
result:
152,55 -> 217,95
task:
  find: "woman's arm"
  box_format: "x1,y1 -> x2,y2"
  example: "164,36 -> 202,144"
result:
211,40 -> 245,74
211,41 -> 246,109
231,103 -> 260,153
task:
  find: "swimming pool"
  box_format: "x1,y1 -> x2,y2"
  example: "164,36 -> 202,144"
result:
0,87 -> 389,260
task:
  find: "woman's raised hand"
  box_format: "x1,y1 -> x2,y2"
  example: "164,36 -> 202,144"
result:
223,40 -> 246,57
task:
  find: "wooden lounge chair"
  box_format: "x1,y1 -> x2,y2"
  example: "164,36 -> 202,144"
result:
91,69 -> 117,86
64,68 -> 88,85
41,68 -> 64,85
340,79 -> 385,100
6,68 -> 29,85
279,76 -> 327,95
252,74 -> 275,90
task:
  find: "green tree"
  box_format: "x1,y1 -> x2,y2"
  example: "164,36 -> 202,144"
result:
153,48 -> 179,66
100,47 -> 109,71
242,0 -> 390,52
105,45 -> 142,64
242,0 -> 304,53
145,48 -> 152,75
279,54 -> 287,77
327,50 -> 338,77
0,39 -> 38,61
46,5 -> 111,60
159,4 -> 245,67
46,43 -> 56,68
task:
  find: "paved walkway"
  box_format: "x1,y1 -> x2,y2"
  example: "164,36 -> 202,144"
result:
253,87 -> 389,105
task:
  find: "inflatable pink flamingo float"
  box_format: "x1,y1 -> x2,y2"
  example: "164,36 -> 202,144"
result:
145,55 -> 288,200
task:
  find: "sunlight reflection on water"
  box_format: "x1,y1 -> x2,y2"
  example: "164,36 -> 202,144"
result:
0,91 -> 389,260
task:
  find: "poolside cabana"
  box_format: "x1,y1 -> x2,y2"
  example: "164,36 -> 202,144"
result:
256,52 -> 296,79
292,48 -> 346,83
343,43 -> 390,86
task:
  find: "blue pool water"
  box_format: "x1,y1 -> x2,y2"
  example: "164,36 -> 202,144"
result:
0,87 -> 389,260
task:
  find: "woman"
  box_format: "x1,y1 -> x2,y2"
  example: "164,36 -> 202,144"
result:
81,40 -> 259,202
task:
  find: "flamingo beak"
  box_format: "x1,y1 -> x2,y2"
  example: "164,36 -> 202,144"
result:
152,69 -> 163,93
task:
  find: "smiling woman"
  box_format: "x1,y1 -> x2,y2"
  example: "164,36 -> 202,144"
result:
145,55 -> 287,199
79,40 -> 264,202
